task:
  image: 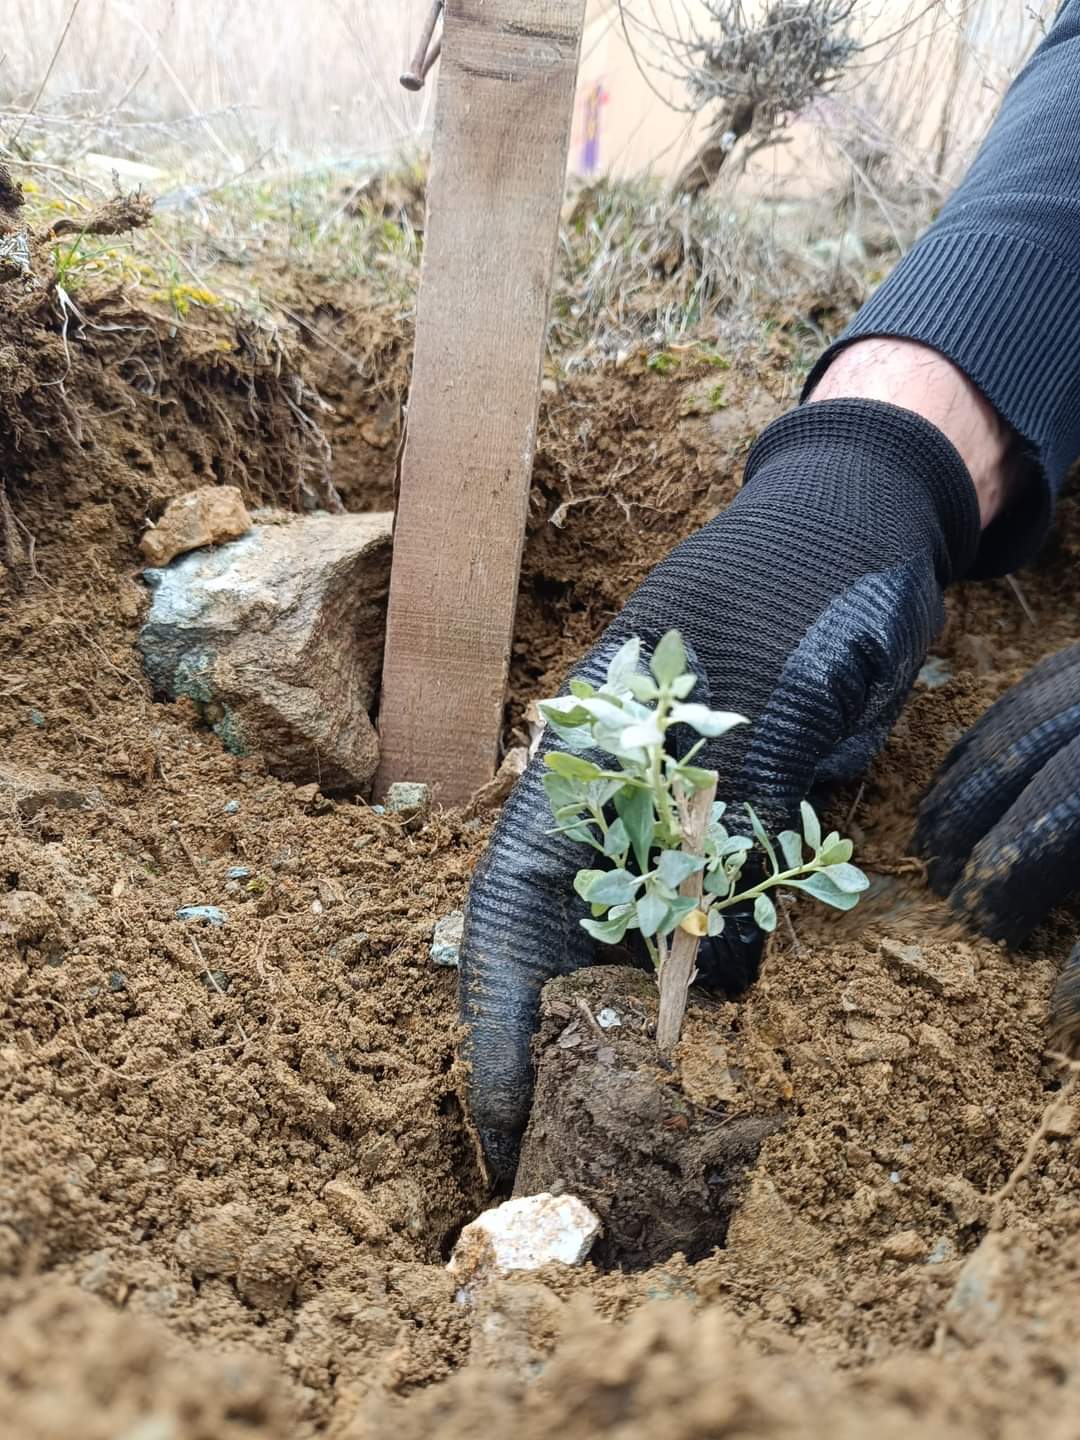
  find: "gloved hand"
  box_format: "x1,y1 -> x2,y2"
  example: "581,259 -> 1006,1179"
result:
462,398 -> 980,1180
916,641 -> 1080,1047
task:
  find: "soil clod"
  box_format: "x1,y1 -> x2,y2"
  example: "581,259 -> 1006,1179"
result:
515,967 -> 780,1270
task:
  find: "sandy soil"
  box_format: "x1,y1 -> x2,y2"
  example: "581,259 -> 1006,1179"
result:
2,258 -> 1079,1438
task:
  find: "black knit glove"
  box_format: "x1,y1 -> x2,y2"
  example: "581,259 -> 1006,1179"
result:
916,643 -> 1080,946
463,399 -> 980,1179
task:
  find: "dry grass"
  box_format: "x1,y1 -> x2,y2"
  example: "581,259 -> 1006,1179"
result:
1,0 -> 428,167
0,0 -> 1061,382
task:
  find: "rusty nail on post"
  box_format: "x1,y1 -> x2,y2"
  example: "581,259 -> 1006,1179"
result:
400,0 -> 444,91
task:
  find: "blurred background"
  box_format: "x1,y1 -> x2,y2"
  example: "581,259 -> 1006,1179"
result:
0,1 -> 1060,375
1,0 -> 1054,183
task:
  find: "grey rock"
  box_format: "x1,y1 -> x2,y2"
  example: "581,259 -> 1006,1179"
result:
227,866 -> 251,879
928,1236 -> 956,1265
0,761 -> 91,819
917,655 -> 953,689
385,781 -> 430,816
431,910 -> 465,968
223,798 -> 240,815
139,511 -> 393,792
108,970 -> 128,992
177,904 -> 228,926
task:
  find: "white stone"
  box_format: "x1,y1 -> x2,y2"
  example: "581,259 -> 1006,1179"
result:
431,910 -> 465,968
448,1193 -> 600,1282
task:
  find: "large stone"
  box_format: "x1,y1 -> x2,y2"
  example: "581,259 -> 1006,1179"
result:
139,512 -> 393,792
0,761 -> 91,819
139,484 -> 252,566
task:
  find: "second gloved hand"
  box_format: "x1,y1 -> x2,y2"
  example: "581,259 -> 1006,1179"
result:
462,398 -> 981,1180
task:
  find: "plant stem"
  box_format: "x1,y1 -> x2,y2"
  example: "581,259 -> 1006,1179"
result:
656,776 -> 717,1056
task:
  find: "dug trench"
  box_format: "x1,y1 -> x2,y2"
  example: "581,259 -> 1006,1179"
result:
2,272 -> 1080,1438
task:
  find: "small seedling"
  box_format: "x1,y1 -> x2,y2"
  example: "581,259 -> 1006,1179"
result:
539,629 -> 868,1053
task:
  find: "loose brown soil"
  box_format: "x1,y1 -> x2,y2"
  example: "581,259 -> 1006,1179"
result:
2,262 -> 1079,1440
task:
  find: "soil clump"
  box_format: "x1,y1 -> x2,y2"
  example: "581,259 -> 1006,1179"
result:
515,967 -> 778,1270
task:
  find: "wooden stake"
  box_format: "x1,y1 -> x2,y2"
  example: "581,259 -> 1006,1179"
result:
376,0 -> 586,804
656,778 -> 717,1056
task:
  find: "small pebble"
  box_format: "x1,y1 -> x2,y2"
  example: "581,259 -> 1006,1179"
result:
882,1229 -> 926,1262
370,804 -> 386,815
108,970 -> 128,992
176,904 -> 228,926
28,708 -> 45,727
596,1007 -> 622,1029
202,969 -> 231,993
227,866 -> 251,880
223,799 -> 240,815
385,781 -> 430,816
928,1236 -> 956,1265
916,656 -> 953,689
431,910 -> 464,968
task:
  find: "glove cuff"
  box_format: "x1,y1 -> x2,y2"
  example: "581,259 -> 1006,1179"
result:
742,399 -> 981,584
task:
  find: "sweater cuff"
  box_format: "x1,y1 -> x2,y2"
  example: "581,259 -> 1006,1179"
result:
743,398 -> 981,584
802,229 -> 1068,577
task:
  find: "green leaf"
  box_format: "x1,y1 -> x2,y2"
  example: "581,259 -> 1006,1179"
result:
573,869 -> 605,902
583,868 -> 643,906
543,718 -> 594,751
703,865 -> 733,898
717,835 -> 753,857
707,908 -> 725,936
543,771 -> 584,810
778,830 -> 803,870
550,822 -> 599,847
581,911 -> 632,944
605,636 -> 641,693
786,874 -> 862,911
620,716 -> 664,749
668,703 -> 748,738
649,630 -> 687,688
670,673 -> 697,700
545,752 -> 602,781
576,697 -> 629,728
676,763 -> 719,791
753,893 -> 777,933
657,849 -> 706,889
746,804 -> 779,874
603,817 -> 630,857
614,785 -> 655,873
819,862 -> 869,893
657,896 -> 699,935
569,678 -> 596,699
626,673 -> 660,703
800,800 -> 822,852
636,890 -> 668,938
817,837 -> 853,866
538,698 -> 591,728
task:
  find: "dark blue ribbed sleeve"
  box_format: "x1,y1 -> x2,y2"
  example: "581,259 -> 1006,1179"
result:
804,1 -> 1080,575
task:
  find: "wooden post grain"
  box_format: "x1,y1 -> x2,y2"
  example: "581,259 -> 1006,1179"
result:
376,0 -> 586,804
